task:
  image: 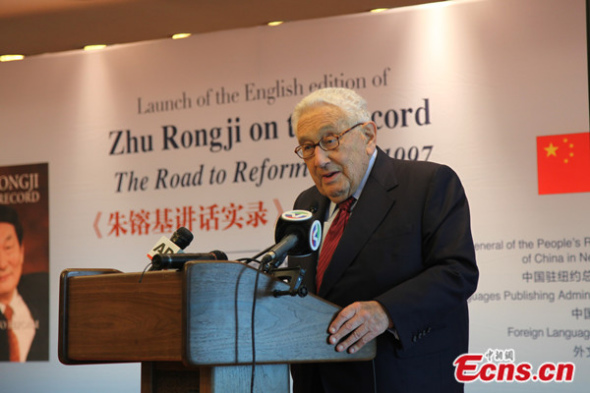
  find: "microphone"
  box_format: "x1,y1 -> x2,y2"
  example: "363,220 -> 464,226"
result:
260,210 -> 322,269
152,250 -> 228,270
146,227 -> 194,260
170,227 -> 193,249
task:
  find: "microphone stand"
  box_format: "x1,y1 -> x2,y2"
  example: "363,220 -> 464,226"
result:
246,247 -> 309,298
266,264 -> 308,298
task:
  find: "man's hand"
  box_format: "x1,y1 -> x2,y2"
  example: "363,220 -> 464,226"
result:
328,300 -> 393,354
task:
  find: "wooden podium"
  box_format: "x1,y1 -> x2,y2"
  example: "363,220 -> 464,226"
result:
59,261 -> 376,392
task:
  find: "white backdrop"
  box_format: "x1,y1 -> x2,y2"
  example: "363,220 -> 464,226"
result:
0,0 -> 588,391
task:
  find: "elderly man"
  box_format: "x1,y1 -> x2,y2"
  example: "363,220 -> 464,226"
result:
0,205 -> 48,361
288,88 -> 478,392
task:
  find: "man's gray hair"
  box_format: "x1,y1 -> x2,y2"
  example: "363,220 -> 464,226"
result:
291,88 -> 371,134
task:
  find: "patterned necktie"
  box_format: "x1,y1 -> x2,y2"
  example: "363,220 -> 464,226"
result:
316,197 -> 355,292
4,305 -> 20,362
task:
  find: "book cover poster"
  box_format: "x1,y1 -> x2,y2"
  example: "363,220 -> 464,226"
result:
0,163 -> 49,362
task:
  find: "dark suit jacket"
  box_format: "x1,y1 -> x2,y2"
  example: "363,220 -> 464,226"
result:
289,148 -> 478,393
0,272 -> 50,361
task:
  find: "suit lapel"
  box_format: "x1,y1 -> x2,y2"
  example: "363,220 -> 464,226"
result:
318,148 -> 399,297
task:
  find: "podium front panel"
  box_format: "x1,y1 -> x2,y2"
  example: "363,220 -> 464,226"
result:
183,261 -> 376,366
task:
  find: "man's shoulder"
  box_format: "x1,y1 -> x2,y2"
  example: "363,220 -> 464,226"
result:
18,272 -> 49,298
19,271 -> 49,285
377,149 -> 443,171
373,150 -> 465,196
380,152 -> 457,179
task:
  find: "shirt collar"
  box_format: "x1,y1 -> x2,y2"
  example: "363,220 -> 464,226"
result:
0,289 -> 19,314
352,149 -> 377,201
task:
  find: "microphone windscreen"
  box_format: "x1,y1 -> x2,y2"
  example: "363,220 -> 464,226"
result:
275,210 -> 321,256
171,227 -> 194,249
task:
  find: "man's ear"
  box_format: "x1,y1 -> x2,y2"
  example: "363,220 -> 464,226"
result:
363,121 -> 377,154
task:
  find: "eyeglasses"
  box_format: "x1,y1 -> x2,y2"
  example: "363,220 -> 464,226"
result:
294,122 -> 366,159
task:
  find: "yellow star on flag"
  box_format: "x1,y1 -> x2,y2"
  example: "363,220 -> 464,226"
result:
544,143 -> 558,157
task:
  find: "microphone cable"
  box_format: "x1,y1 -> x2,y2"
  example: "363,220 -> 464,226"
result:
249,258 -> 266,393
238,244 -> 274,265
138,261 -> 153,283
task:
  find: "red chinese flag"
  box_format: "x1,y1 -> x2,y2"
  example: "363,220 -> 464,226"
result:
536,132 -> 590,195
